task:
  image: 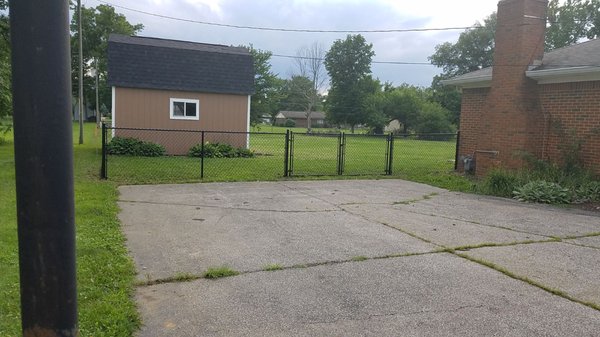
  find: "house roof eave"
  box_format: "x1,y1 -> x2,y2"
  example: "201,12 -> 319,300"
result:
526,66 -> 600,84
439,75 -> 492,88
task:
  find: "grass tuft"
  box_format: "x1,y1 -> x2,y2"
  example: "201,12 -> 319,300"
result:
263,263 -> 283,271
203,266 -> 240,279
351,256 -> 368,262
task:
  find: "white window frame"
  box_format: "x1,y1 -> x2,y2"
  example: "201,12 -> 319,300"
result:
170,98 -> 199,120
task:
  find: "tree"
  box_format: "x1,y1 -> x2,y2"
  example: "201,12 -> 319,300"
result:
69,3 -> 143,118
427,14 -> 495,129
413,102 -> 456,136
430,1 -> 600,78
363,83 -> 454,135
586,0 -> 600,39
247,46 -> 283,125
381,85 -> 425,134
428,77 -> 462,125
0,0 -> 11,120
324,34 -> 375,132
429,13 -> 496,79
292,42 -> 327,132
546,0 -> 588,50
279,75 -> 317,112
546,0 -> 600,50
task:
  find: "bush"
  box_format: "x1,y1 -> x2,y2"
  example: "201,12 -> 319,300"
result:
106,137 -> 165,157
413,103 -> 456,138
479,169 -> 523,198
284,119 -> 296,128
235,147 -> 254,158
188,142 -> 254,158
574,181 -> 600,203
513,180 -> 572,204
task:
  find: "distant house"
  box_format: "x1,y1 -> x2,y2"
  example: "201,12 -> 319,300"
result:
442,0 -> 600,176
275,111 -> 327,128
107,34 -> 254,154
384,120 -> 401,133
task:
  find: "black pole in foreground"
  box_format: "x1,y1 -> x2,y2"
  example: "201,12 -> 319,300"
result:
10,0 -> 78,336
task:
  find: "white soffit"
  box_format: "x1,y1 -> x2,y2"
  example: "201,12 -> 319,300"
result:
440,75 -> 492,88
526,66 -> 600,84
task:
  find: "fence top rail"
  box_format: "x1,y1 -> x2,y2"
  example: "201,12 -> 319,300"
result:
105,125 -> 285,136
394,132 -> 457,136
103,125 -> 458,138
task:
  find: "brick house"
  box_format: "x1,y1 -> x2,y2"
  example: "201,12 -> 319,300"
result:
442,0 -> 600,176
108,34 -> 254,154
274,111 -> 327,128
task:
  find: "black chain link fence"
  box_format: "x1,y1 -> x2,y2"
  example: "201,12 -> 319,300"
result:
101,125 -> 459,184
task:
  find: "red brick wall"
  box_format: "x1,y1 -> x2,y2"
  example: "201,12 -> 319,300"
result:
539,81 -> 600,175
457,88 -> 489,171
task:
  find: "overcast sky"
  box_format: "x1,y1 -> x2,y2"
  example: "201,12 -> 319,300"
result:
87,0 -> 504,87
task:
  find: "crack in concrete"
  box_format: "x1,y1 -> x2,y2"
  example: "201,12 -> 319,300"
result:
135,250 -> 447,288
562,241 -> 600,251
119,199 -> 340,213
387,207 -> 576,240
455,252 -> 600,312
303,304 -> 487,325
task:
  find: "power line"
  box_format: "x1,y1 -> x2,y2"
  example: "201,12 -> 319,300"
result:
272,54 -> 433,65
89,0 -> 600,68
94,0 -> 484,34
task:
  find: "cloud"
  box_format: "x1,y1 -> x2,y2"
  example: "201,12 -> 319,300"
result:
100,0 -> 500,86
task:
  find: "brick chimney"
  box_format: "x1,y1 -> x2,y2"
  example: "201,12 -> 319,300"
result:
476,0 -> 548,175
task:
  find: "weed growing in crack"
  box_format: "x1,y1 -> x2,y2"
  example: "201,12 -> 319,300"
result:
172,272 -> 200,282
351,256 -> 368,262
393,192 -> 439,205
263,264 -> 283,271
203,266 -> 240,279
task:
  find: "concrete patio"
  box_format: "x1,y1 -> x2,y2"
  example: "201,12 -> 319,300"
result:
118,180 -> 600,336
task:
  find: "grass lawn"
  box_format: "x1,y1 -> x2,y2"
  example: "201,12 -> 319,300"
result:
0,123 -> 139,336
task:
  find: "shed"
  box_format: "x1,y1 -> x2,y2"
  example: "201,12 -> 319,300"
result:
108,34 -> 254,154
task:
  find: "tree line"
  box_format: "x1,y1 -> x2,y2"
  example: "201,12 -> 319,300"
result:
0,0 -> 598,135
251,36 -> 458,135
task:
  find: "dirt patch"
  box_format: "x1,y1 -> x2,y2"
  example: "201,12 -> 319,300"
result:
573,202 -> 600,213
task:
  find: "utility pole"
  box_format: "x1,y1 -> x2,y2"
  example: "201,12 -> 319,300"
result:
95,58 -> 100,129
78,0 -> 84,144
10,0 -> 78,335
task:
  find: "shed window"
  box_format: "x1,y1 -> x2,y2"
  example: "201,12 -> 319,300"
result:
170,98 -> 199,120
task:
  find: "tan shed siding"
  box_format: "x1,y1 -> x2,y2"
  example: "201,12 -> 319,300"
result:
114,87 -> 249,155
114,87 -> 248,131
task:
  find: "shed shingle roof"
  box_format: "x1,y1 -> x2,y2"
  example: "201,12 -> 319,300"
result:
108,34 -> 254,95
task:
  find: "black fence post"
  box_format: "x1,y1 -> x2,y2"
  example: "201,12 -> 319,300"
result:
289,131 -> 294,176
388,133 -> 396,175
284,130 -> 290,177
201,131 -> 205,179
337,133 -> 345,175
388,133 -> 394,175
101,123 -> 107,179
341,133 -> 346,175
454,131 -> 461,171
